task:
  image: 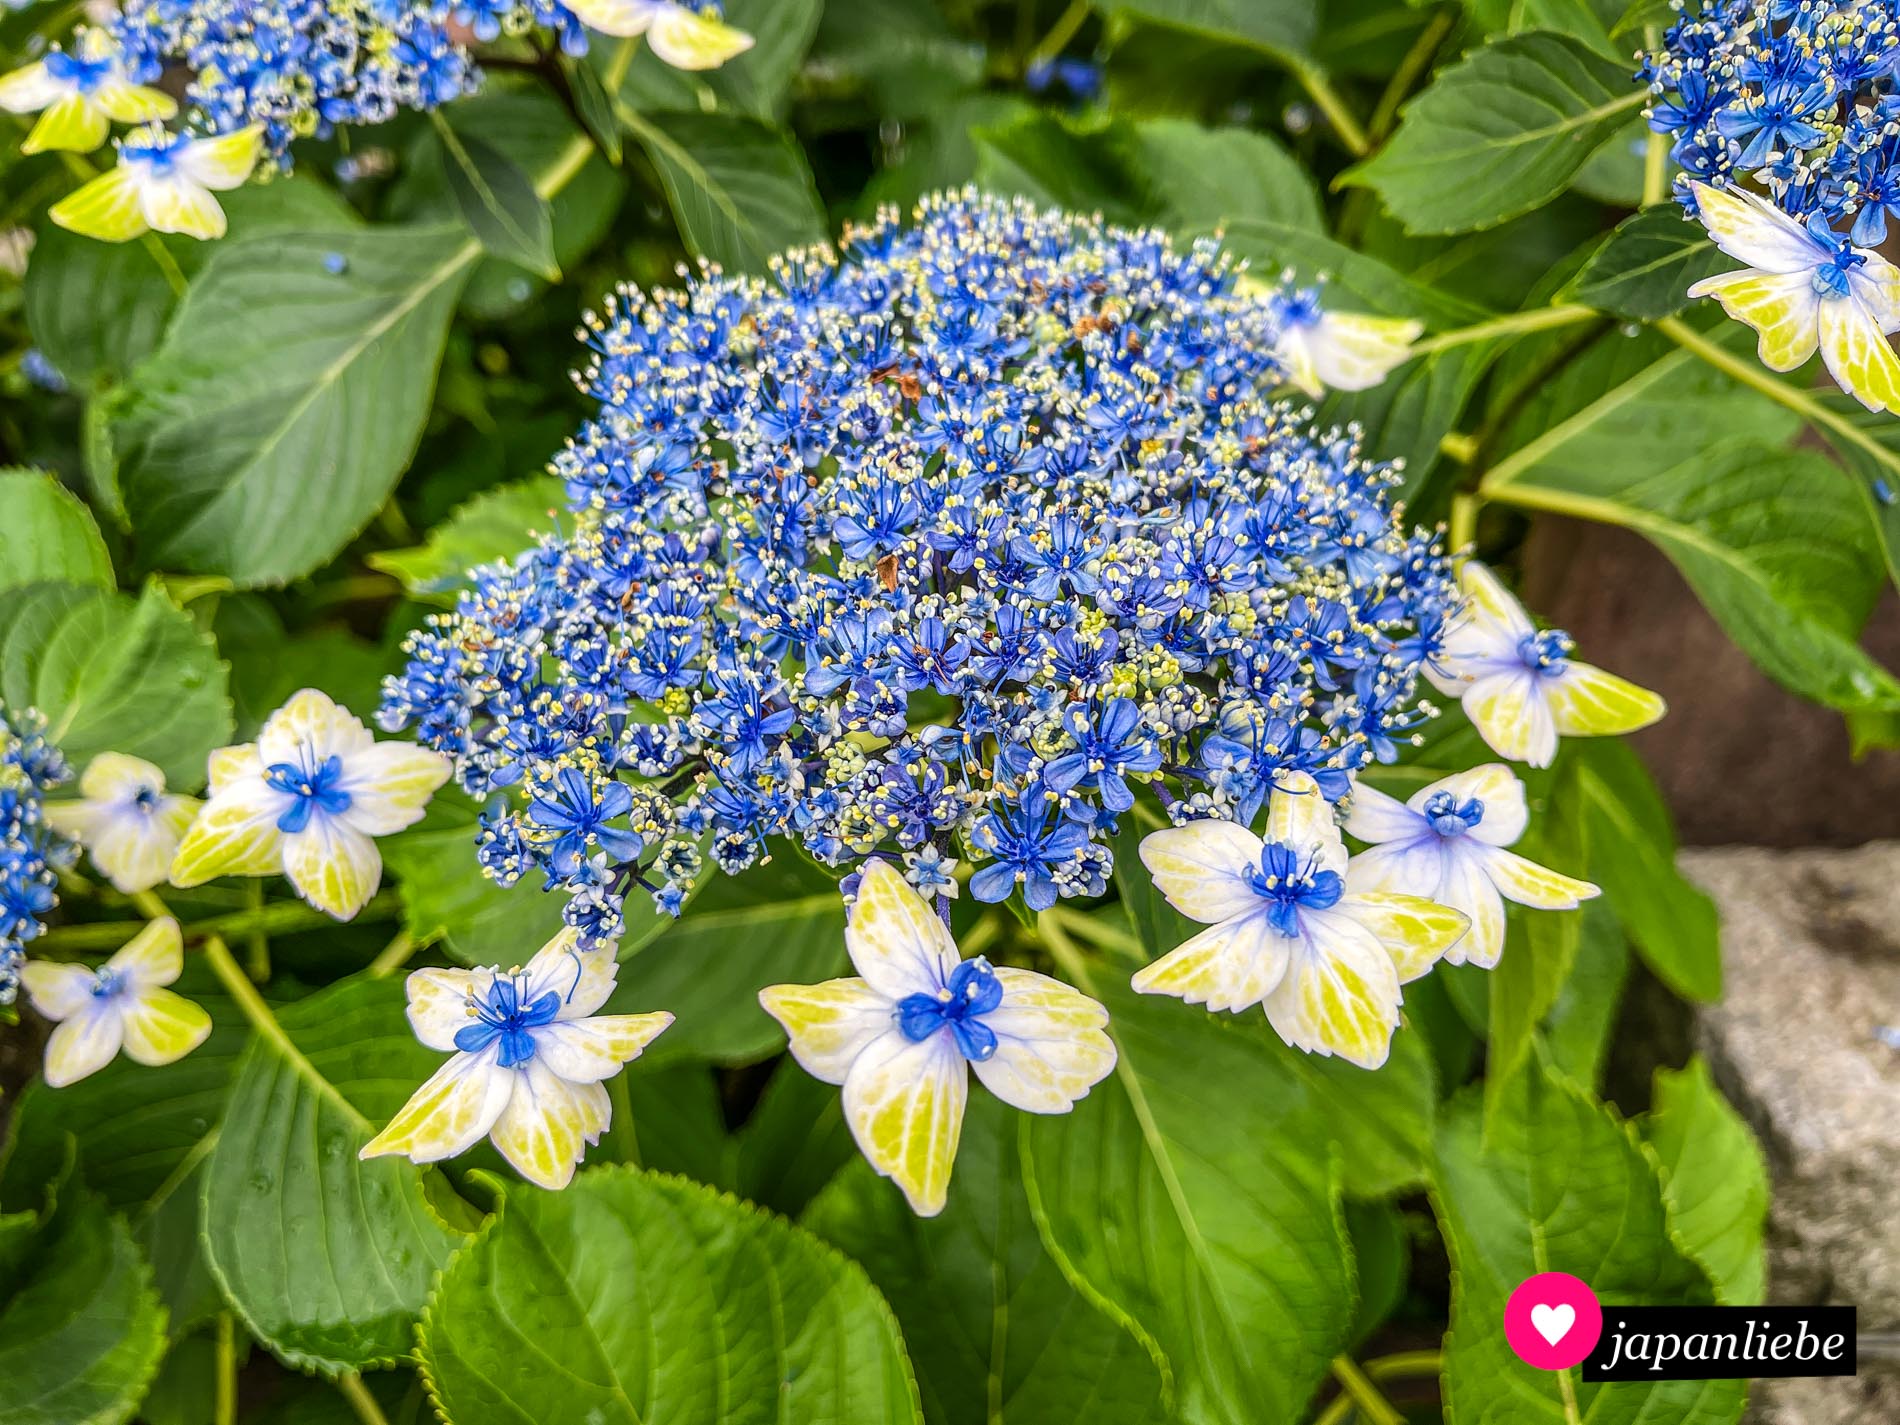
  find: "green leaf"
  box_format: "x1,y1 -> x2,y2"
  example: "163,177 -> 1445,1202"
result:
611,858 -> 849,1066
1571,740 -> 1722,1000
1482,327 -> 1900,712
628,111 -> 827,276
0,470 -> 112,592
0,1191 -> 167,1425
973,115 -> 1153,227
381,797 -> 568,967
565,54 -> 623,163
368,475 -> 564,602
417,1168 -> 922,1424
109,225 -> 477,587
1640,1057 -> 1769,1307
1103,0 -> 1319,63
0,581 -> 231,789
1137,119 -> 1325,234
1541,901 -> 1629,1091
1561,204 -> 1726,321
805,1095 -> 1167,1425
616,0 -> 824,119
1484,768 -> 1588,1132
200,975 -> 473,1373
433,116 -> 558,280
1344,33 -> 1645,234
1433,1060 -> 1745,1425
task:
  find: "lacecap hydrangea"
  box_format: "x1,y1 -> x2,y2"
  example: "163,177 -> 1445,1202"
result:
0,704 -> 74,1007
380,191 -> 1457,946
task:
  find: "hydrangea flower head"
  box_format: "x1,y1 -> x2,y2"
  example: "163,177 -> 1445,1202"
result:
381,191 -> 1460,943
0,703 -> 75,1007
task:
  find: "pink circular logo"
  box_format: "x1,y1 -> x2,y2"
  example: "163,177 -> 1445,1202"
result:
1504,1272 -> 1603,1370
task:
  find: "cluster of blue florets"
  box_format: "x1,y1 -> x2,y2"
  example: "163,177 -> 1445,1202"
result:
0,705 -> 72,1007
81,0 -> 715,166
381,192 -> 1457,945
1641,0 -> 1900,239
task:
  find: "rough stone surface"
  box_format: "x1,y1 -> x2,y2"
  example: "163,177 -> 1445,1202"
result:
1682,843 -> 1900,1423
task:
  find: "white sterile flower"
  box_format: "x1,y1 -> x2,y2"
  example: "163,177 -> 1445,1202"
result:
44,752 -> 198,895
50,123 -> 263,242
361,929 -> 673,1190
1426,561 -> 1664,769
21,918 -> 210,1087
1343,765 -> 1600,970
563,0 -> 754,68
758,859 -> 1115,1216
0,27 -> 175,155
1136,772 -> 1469,1070
1242,276 -> 1422,395
170,688 -> 450,920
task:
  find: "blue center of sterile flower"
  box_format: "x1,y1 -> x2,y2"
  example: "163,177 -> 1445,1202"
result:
1518,627 -> 1574,674
264,753 -> 352,834
91,967 -> 125,999
1423,791 -> 1485,837
122,130 -> 188,174
896,957 -> 1004,1061
1246,840 -> 1343,937
132,785 -> 160,813
454,973 -> 563,1069
45,50 -> 111,92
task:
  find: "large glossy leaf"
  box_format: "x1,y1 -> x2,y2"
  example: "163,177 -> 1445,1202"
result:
1019,858 -> 1436,1425
1640,1058 -> 1769,1307
0,470 -> 112,592
1104,0 -> 1318,63
1345,33 -> 1644,234
1433,1060 -> 1746,1425
109,225 -> 475,586
200,975 -> 474,1373
1482,327 -> 1900,712
0,581 -> 231,790
1560,204 -> 1724,321
0,1191 -> 167,1425
434,117 -> 557,279
417,1168 -> 922,1425
1138,120 -> 1324,234
628,111 -> 827,276
806,1095 -> 1167,1425
368,475 -> 565,602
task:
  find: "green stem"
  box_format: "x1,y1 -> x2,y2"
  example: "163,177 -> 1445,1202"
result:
1366,1349 -> 1443,1382
1641,27 -> 1667,208
35,892 -> 400,953
130,889 -> 173,921
1025,0 -> 1089,72
366,930 -> 416,980
1654,315 -> 1900,480
1329,1355 -> 1406,1425
49,148 -> 189,298
214,1313 -> 237,1425
1556,1364 -> 1584,1425
335,1372 -> 391,1425
1449,491 -> 1479,552
1288,57 -> 1371,158
1368,5 -> 1455,144
244,878 -> 270,984
1408,304 -> 1596,357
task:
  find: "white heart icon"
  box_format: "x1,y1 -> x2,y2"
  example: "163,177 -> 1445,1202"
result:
1531,1303 -> 1576,1346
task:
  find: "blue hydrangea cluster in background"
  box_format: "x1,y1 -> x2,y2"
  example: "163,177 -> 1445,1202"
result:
85,0 -> 712,167
0,704 -> 72,1007
1641,0 -> 1900,240
381,191 -> 1458,945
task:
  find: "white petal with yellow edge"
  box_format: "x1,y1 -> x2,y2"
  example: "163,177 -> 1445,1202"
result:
1339,780 -> 1425,845
403,966 -> 484,1051
0,62 -> 63,113
759,977 -> 896,1084
1485,847 -> 1599,910
1338,891 -> 1468,982
1129,910 -> 1291,1013
84,797 -> 197,895
1462,667 -> 1558,768
1690,181 -> 1824,274
177,126 -> 262,190
1686,267 -> 1820,372
43,1008 -> 125,1088
522,928 -> 617,1018
647,4 -> 755,69
1412,764 -> 1529,846
970,966 -> 1115,1113
1263,771 -> 1346,871
335,742 -> 451,836
845,858 -> 960,1001
50,165 -> 148,242
1138,818 -> 1264,924
257,688 -> 375,770
1544,660 -> 1666,739
532,1012 -> 673,1083
282,815 -> 383,920
20,960 -> 97,1021
1263,910 -> 1403,1070
489,1060 -> 611,1190
23,94 -> 108,155
104,916 -> 184,989
1434,850 -> 1507,968
1818,292 -> 1900,415
92,80 -> 175,126
119,987 -> 213,1067
1305,312 -> 1424,392
841,1026 -> 968,1216
361,1053 -> 516,1165
170,770 -> 288,885
562,0 -> 663,37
